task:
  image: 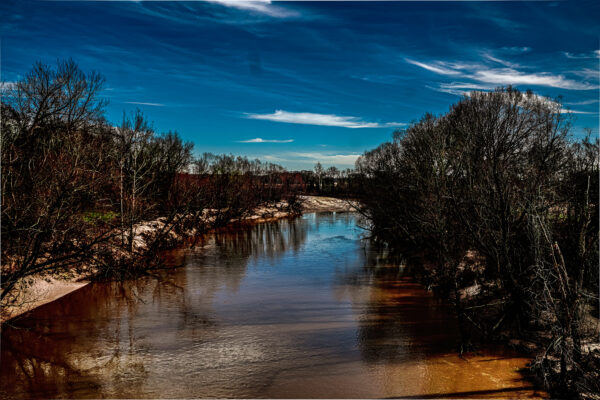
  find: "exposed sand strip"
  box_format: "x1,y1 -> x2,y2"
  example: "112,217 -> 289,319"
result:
300,195 -> 357,212
1,276 -> 89,323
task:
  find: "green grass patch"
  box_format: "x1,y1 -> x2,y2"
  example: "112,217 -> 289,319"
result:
82,210 -> 118,225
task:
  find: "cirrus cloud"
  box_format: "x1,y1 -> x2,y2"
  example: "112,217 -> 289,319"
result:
472,69 -> 596,90
261,152 -> 361,167
563,50 -> 600,59
290,152 -> 360,166
238,138 -> 294,143
124,101 -> 165,107
204,0 -> 298,18
245,110 -> 405,129
406,58 -> 598,90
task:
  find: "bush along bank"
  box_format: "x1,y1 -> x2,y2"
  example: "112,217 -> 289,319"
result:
354,87 -> 599,399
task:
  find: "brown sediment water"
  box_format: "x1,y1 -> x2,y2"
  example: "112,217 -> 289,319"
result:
0,212 -> 545,399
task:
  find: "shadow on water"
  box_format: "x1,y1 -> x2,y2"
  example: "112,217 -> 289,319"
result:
0,212 -> 544,399
332,239 -> 462,364
386,386 -> 539,399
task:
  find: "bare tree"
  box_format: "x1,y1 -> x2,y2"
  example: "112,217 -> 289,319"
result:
112,111 -> 159,252
314,162 -> 324,191
355,87 -> 599,395
1,60 -> 113,302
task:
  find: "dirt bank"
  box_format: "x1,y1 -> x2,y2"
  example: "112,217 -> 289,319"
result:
1,276 -> 89,323
1,196 -> 356,323
300,195 -> 357,212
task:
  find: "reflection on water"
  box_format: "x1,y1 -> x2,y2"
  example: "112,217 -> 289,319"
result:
0,213 -> 544,399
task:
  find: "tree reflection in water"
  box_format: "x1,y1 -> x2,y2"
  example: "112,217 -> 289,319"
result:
0,216 -> 309,399
332,239 -> 461,364
0,213 -> 539,399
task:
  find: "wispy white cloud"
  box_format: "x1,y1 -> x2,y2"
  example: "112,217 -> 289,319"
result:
407,57 -> 598,90
571,68 -> 600,80
482,53 -> 522,69
563,50 -> 600,59
204,0 -> 298,18
290,152 -> 360,166
261,155 -> 287,162
471,69 -> 596,90
427,85 -> 466,96
404,59 -> 462,76
430,82 -> 495,96
501,46 -> 531,53
245,110 -> 405,129
255,151 -> 360,168
564,99 -> 599,106
238,137 -> 294,143
560,109 -> 596,115
125,101 -> 165,106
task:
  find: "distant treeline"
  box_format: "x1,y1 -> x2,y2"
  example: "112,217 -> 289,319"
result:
287,164 -> 361,197
354,87 -> 599,398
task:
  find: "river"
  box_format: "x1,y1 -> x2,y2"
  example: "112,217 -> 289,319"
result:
0,212 -> 544,399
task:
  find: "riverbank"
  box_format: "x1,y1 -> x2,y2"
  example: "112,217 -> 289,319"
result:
408,253 -> 600,400
1,195 -> 353,323
299,195 -> 357,212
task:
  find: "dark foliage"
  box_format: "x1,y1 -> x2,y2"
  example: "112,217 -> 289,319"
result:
355,87 -> 599,397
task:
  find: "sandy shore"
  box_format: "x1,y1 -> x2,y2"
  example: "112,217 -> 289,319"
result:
1,277 -> 89,323
1,196 -> 355,323
300,195 -> 357,212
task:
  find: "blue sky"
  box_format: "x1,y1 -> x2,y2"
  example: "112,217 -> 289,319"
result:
1,0 -> 598,169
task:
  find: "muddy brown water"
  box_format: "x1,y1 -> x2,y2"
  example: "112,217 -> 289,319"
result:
0,212 -> 545,399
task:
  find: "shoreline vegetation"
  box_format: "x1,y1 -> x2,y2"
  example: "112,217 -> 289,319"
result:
2,60 -> 598,399
354,88 -> 599,399
1,195 -> 354,323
